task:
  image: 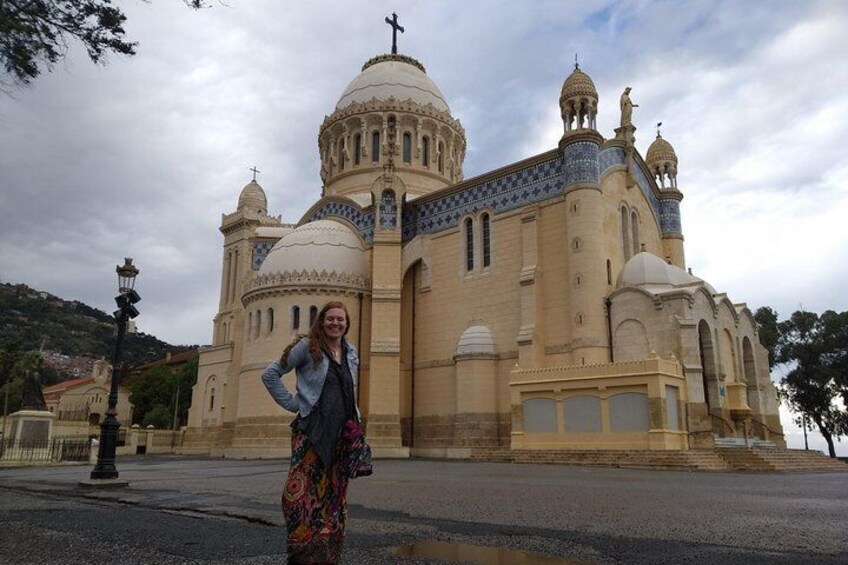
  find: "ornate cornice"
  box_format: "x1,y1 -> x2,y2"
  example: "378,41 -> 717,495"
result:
319,97 -> 465,140
242,269 -> 371,305
362,53 -> 426,73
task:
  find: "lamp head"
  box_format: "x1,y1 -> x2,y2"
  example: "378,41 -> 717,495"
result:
116,258 -> 139,294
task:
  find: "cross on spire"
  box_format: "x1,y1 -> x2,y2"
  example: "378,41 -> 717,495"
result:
385,12 -> 404,54
249,166 -> 260,182
574,52 -> 579,70
656,122 -> 663,138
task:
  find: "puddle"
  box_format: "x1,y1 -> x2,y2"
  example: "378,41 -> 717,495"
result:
390,540 -> 595,564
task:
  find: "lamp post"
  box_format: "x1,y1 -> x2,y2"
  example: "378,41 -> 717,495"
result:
90,258 -> 140,480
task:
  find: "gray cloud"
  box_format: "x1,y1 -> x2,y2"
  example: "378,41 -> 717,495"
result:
1,0 -> 846,365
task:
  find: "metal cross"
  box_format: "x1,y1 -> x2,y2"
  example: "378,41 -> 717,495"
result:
656,122 -> 663,137
574,53 -> 579,70
249,166 -> 260,181
385,12 -> 404,54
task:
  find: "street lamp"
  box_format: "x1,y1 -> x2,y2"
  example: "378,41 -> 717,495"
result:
90,258 -> 140,480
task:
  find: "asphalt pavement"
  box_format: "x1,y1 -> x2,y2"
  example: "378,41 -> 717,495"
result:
0,456 -> 846,564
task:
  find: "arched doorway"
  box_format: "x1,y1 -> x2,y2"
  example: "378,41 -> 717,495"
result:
698,320 -> 720,417
399,260 -> 422,448
742,336 -> 762,417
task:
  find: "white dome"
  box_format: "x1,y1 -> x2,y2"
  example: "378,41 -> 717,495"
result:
456,325 -> 495,355
617,252 -> 673,288
336,54 -> 450,113
259,219 -> 367,279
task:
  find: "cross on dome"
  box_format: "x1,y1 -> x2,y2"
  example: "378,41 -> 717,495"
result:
249,166 -> 260,182
385,12 -> 404,54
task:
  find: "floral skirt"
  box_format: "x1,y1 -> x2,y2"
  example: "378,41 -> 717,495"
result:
282,429 -> 350,564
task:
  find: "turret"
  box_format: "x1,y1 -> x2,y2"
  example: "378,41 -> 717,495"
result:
646,128 -> 685,268
559,63 -> 598,134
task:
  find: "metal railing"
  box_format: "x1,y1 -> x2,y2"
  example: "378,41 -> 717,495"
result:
0,437 -> 91,463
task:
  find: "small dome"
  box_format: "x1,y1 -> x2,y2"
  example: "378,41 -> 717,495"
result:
456,325 -> 495,355
617,252 -> 672,288
646,134 -> 678,166
336,54 -> 450,113
560,67 -> 598,104
259,219 -> 367,279
238,180 -> 267,213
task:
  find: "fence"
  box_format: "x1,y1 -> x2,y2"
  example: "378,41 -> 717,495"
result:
0,436 -> 91,463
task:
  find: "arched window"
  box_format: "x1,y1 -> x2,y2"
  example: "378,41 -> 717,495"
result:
247,311 -> 253,341
621,207 -> 631,260
254,309 -> 262,340
309,305 -> 318,327
438,141 -> 444,173
353,134 -> 361,166
606,259 -> 612,285
209,388 -> 215,411
422,136 -> 430,167
292,306 -> 300,330
631,210 -> 640,256
402,132 -> 412,164
267,308 -> 274,336
482,213 -> 491,268
371,131 -> 380,162
338,141 -> 345,171
465,218 -> 474,272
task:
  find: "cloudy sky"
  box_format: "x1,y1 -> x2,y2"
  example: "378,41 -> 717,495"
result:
1,1 -> 846,453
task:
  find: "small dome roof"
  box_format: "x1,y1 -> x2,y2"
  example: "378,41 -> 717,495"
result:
238,180 -> 267,213
259,219 -> 367,279
456,325 -> 495,355
618,252 -> 672,288
560,66 -> 598,103
646,134 -> 678,166
336,54 -> 450,113
618,252 -> 712,292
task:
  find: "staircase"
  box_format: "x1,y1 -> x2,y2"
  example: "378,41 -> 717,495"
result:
715,446 -> 847,472
469,448 -> 731,471
469,447 -> 847,472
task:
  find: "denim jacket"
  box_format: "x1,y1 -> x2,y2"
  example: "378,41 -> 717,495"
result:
261,337 -> 359,418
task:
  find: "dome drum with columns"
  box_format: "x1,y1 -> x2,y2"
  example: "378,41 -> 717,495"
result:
319,53 -> 466,202
184,18 -> 784,462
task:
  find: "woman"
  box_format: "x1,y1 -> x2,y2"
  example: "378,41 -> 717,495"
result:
261,301 -> 360,564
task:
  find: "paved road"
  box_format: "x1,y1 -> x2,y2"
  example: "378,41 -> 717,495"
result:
0,456 -> 845,564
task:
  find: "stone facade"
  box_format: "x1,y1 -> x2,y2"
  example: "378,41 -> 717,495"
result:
183,48 -> 783,459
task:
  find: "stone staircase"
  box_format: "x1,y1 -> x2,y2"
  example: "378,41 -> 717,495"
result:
715,446 -> 847,472
469,447 -> 847,472
469,448 -> 731,471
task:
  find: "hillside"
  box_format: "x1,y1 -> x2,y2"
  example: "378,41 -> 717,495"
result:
0,282 -> 197,368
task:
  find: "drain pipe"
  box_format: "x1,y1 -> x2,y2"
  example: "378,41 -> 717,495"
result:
605,297 -> 614,363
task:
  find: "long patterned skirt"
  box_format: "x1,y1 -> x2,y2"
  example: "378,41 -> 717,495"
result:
282,429 -> 350,564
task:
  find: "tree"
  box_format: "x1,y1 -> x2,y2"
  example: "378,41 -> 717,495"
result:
0,0 -> 205,88
126,365 -> 175,426
142,404 -> 171,428
777,310 -> 848,458
754,306 -> 780,371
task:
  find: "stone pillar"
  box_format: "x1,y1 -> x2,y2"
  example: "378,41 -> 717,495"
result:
516,208 -> 540,367
561,130 -> 607,365
366,171 -> 408,457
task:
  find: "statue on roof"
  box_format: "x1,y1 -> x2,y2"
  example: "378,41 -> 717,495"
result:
620,86 -> 638,128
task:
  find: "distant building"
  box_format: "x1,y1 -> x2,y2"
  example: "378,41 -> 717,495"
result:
43,360 -> 132,431
132,349 -> 199,376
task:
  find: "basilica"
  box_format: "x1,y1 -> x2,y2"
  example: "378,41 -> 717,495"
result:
182,28 -> 784,459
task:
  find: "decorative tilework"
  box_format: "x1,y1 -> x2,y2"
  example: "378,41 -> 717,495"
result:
251,241 -> 275,270
562,141 -> 600,187
403,154 -> 567,241
659,200 -> 682,235
599,147 -> 681,236
307,201 -> 374,244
